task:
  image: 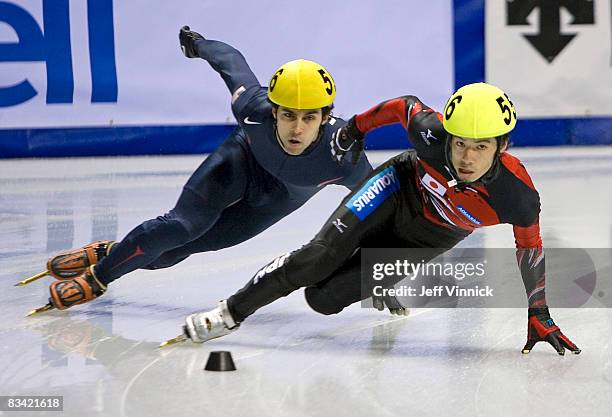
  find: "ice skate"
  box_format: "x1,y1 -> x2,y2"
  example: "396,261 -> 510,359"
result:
16,240 -> 115,286
26,265 -> 107,316
177,300 -> 238,345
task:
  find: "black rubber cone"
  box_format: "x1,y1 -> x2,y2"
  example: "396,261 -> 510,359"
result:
204,351 -> 236,371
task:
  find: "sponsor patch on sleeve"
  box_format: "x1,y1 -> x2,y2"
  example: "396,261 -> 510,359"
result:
345,166 -> 400,220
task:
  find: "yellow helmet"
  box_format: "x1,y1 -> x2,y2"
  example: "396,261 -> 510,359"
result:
267,59 -> 336,109
443,82 -> 517,139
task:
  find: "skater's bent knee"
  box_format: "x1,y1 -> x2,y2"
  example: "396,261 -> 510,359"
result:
304,286 -> 344,315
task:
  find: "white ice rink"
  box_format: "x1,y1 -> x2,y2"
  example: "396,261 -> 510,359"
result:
1,147 -> 612,417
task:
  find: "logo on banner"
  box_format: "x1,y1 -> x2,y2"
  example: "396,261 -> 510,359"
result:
0,0 -> 118,107
506,0 -> 595,63
346,166 -> 400,220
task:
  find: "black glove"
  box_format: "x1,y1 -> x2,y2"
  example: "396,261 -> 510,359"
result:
330,116 -> 365,165
179,26 -> 204,58
372,293 -> 409,316
522,307 -> 581,355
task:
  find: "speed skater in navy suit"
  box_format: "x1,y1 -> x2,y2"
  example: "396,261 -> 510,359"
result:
25,26 -> 372,313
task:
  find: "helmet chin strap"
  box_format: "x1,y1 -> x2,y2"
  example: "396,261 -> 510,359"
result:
444,134 -> 503,189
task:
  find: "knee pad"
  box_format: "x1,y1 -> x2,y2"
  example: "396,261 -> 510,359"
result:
304,286 -> 345,316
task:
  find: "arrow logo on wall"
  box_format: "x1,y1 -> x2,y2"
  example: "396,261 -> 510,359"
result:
506,0 -> 595,63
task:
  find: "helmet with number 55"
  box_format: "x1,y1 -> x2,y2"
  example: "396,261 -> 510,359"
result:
267,59 -> 336,110
267,59 -> 337,155
442,83 -> 517,183
443,82 -> 517,139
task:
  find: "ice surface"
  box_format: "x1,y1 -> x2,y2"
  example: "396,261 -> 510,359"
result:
1,147 -> 611,417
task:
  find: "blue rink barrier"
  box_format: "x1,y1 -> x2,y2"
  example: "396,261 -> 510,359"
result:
1,120 -> 610,158
0,125 -> 236,158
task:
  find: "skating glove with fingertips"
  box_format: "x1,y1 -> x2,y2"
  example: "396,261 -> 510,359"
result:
522,306 -> 581,355
330,116 -> 365,165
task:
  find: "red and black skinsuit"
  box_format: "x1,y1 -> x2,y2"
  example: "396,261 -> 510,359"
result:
226,96 -> 547,321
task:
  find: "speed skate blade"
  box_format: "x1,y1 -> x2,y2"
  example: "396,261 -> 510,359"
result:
26,303 -> 54,317
15,270 -> 50,286
159,334 -> 188,348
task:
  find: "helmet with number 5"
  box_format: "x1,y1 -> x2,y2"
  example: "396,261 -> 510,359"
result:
443,83 -> 517,139
267,59 -> 336,110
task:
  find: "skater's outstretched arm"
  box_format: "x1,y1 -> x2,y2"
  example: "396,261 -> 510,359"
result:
331,95 -> 445,162
179,26 -> 260,97
179,26 -> 271,127
507,173 -> 580,355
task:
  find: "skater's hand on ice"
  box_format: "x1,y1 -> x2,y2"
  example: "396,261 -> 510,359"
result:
330,116 -> 364,165
387,307 -> 409,316
372,294 -> 410,316
179,26 -> 204,58
522,307 -> 581,355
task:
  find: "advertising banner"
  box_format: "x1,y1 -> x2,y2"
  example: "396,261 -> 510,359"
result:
0,0 -> 454,129
486,0 -> 612,117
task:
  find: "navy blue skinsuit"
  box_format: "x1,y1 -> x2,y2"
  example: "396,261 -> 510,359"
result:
94,39 -> 372,285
